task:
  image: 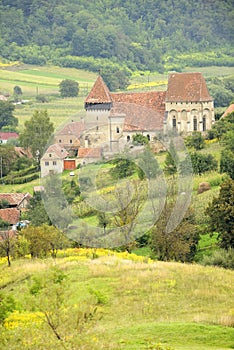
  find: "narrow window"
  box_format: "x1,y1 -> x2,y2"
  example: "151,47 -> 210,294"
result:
116,127 -> 120,133
127,135 -> 130,142
70,139 -> 72,144
202,116 -> 206,131
49,154 -> 52,157
147,134 -> 150,141
59,139 -> 61,143
172,117 -> 177,129
193,118 -> 198,131
96,126 -> 99,131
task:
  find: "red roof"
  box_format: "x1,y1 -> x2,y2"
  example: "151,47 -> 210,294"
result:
0,132 -> 19,140
166,72 -> 213,102
0,193 -> 31,206
56,120 -> 85,137
0,208 -> 20,225
85,75 -> 112,104
110,91 -> 166,131
14,147 -> 33,158
222,104 -> 234,118
42,144 -> 68,160
78,147 -> 102,158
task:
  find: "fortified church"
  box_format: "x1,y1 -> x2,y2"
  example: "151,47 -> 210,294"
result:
82,72 -> 214,153
41,72 -> 214,176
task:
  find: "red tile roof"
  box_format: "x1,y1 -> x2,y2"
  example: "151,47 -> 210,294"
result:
0,132 -> 19,140
56,120 -> 85,137
110,91 -> 166,131
14,147 -> 33,158
0,193 -> 31,206
0,208 -> 20,225
85,75 -> 112,104
42,144 -> 68,160
78,147 -> 102,158
222,104 -> 234,118
166,72 -> 213,102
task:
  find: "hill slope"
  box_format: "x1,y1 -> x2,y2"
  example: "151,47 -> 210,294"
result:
0,251 -> 234,349
0,0 -> 233,71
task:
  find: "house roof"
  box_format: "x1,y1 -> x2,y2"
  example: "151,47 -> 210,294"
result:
0,193 -> 32,206
110,91 -> 166,131
0,132 -> 19,140
78,147 -> 102,158
85,75 -> 112,104
0,208 -> 20,225
221,104 -> 234,118
166,72 -> 213,102
14,147 -> 33,158
41,144 -> 68,160
56,120 -> 85,137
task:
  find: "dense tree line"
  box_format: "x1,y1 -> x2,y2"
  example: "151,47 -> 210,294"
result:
0,0 -> 233,72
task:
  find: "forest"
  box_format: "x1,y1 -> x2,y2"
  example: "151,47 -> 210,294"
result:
0,0 -> 233,73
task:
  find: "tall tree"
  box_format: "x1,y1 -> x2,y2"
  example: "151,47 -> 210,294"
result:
0,101 -> 18,130
206,179 -> 234,249
150,204 -> 199,262
19,110 -> 54,160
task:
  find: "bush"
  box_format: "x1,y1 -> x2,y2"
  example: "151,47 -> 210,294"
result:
185,131 -> 205,150
202,249 -> 234,269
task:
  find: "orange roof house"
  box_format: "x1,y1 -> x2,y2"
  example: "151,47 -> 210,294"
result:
0,208 -> 20,225
0,193 -> 32,209
221,104 -> 234,118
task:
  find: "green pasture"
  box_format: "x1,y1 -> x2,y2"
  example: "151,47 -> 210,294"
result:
0,256 -> 233,349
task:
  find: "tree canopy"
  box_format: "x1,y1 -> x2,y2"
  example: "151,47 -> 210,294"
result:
59,79 -> 79,98
206,179 -> 234,249
19,110 -> 54,160
0,101 -> 18,130
0,0 -> 233,73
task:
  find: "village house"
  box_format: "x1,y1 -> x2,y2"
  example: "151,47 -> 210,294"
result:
54,120 -> 85,155
0,132 -> 19,144
0,192 -> 32,210
0,208 -> 20,226
40,144 -> 68,177
221,103 -> 234,118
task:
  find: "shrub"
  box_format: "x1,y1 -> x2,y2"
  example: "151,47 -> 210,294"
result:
202,249 -> 234,269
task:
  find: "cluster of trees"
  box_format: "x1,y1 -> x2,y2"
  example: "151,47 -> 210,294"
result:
0,0 -> 233,73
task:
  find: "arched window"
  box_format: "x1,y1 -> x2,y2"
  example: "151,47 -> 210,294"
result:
172,116 -> 177,129
127,135 -> 130,142
147,134 -> 150,141
116,127 -> 120,133
193,118 -> 198,131
202,116 -> 206,131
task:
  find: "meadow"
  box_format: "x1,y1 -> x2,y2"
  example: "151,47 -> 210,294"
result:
0,250 -> 234,350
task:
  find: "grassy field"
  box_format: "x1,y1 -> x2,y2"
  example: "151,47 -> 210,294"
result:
0,64 -> 96,131
0,252 -> 233,349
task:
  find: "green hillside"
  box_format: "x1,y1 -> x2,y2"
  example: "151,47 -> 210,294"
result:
0,252 -> 233,350
0,0 -> 233,74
